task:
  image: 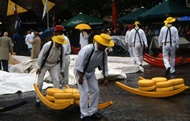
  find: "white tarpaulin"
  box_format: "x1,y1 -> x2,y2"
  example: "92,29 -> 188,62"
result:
0,55 -> 144,95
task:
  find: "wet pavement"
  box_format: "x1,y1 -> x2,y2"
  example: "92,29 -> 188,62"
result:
1,63 -> 190,121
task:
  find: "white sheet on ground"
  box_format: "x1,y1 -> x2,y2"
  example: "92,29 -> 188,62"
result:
0,55 -> 144,95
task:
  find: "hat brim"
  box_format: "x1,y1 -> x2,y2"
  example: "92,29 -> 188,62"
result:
94,35 -> 114,47
164,18 -> 176,23
52,37 -> 68,44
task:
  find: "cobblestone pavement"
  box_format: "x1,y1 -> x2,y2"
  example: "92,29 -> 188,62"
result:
1,64 -> 190,121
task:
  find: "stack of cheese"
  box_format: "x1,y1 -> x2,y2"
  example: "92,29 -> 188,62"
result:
45,88 -> 74,104
63,88 -> 80,105
155,78 -> 185,92
138,77 -> 185,92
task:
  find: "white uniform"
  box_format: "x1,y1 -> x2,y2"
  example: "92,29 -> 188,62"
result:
36,41 -> 65,102
125,30 -> 133,57
60,34 -> 71,88
128,27 -> 148,65
158,24 -> 179,73
79,31 -> 89,48
25,33 -> 34,54
74,43 -> 108,119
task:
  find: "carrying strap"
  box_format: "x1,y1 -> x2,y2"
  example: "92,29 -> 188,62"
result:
40,41 -> 53,69
164,26 -> 172,47
102,51 -> 106,78
40,41 -> 63,69
83,44 -> 94,74
83,44 -> 106,77
134,28 -> 142,47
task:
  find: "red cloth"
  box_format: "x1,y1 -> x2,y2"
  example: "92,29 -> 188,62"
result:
112,0 -> 118,29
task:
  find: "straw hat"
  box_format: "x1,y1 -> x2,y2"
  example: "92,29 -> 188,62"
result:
134,21 -> 140,25
54,25 -> 66,31
52,35 -> 68,44
93,33 -> 114,47
164,17 -> 176,24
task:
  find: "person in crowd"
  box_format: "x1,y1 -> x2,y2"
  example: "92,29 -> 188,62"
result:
158,17 -> 179,75
51,25 -> 71,89
74,33 -> 114,121
79,29 -> 89,48
25,31 -> 34,56
61,26 -> 71,89
0,32 -> 13,72
28,32 -> 41,59
125,24 -> 134,57
12,31 -> 22,55
35,34 -> 67,107
128,21 -> 148,66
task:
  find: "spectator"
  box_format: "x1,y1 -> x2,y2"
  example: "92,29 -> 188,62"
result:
0,32 -> 13,72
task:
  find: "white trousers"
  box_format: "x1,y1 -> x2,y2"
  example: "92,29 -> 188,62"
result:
128,44 -> 134,57
60,55 -> 71,87
162,43 -> 176,73
132,43 -> 143,65
36,65 -> 60,102
76,72 -> 99,119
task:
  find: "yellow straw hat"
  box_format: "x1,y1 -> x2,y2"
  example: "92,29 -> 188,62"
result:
164,17 -> 176,24
93,33 -> 114,47
52,35 -> 68,44
134,21 -> 140,25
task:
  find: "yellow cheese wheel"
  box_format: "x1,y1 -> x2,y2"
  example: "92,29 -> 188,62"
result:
168,78 -> 184,85
46,88 -> 64,96
45,95 -> 54,101
151,77 -> 167,83
139,85 -> 156,91
54,98 -> 74,104
138,79 -> 155,87
173,83 -> 185,90
74,100 -> 80,105
73,93 -> 80,100
155,81 -> 173,88
138,76 -> 145,80
54,92 -> 73,99
156,86 -> 174,92
63,88 -> 79,93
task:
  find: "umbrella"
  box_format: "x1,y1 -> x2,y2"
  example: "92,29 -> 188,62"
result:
138,1 -> 190,20
62,12 -> 104,28
75,23 -> 91,30
40,27 -> 54,40
178,16 -> 190,21
117,7 -> 148,23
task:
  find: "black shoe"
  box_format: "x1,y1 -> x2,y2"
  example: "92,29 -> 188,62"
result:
165,67 -> 170,76
90,113 -> 102,120
35,102 -> 40,107
81,116 -> 93,121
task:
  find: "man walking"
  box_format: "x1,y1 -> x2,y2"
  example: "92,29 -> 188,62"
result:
158,17 -> 179,75
0,32 -> 13,72
128,21 -> 148,66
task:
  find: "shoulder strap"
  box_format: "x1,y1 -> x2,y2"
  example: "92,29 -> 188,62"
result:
40,41 -> 53,69
102,51 -> 106,78
164,26 -> 172,46
60,46 -> 63,69
83,44 -> 94,74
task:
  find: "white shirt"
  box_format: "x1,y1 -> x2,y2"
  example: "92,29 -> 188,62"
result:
74,43 -> 108,76
62,34 -> 71,55
128,27 -> 148,47
38,41 -> 65,72
125,30 -> 131,44
158,24 -> 179,48
79,31 -> 89,48
25,33 -> 34,49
